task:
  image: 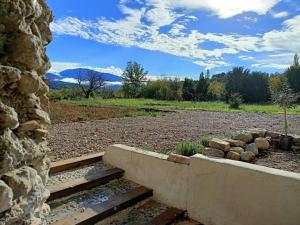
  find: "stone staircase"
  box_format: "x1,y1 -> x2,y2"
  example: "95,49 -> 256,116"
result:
46,153 -> 199,225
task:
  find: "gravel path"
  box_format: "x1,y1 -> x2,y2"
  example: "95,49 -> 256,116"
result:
48,110 -> 300,172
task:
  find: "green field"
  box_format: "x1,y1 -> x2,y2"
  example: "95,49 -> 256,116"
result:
62,98 -> 300,114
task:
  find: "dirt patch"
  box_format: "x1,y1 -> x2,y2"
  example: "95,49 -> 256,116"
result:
48,110 -> 300,173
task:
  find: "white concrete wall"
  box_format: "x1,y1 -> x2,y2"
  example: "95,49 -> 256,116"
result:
104,144 -> 300,225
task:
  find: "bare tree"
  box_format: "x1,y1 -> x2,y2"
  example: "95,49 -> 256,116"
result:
76,70 -> 105,98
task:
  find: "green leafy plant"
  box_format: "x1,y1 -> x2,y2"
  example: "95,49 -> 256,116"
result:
175,142 -> 204,157
228,93 -> 243,109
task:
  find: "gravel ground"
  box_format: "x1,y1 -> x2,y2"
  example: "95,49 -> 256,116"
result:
47,179 -> 140,224
48,110 -> 300,172
47,161 -> 112,186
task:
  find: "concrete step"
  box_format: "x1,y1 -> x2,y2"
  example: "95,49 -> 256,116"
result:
51,186 -> 153,225
48,167 -> 124,201
50,152 -> 104,174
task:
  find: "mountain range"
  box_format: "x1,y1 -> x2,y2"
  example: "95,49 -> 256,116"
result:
46,68 -> 123,90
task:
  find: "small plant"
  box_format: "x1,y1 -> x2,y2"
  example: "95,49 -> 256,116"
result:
273,83 -> 299,136
201,135 -> 225,147
175,142 -> 204,157
228,93 -> 243,109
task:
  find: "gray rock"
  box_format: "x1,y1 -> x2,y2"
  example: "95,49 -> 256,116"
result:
245,143 -> 259,156
17,120 -> 41,132
241,151 -> 256,162
226,151 -> 241,161
229,147 -> 244,154
209,138 -> 230,152
18,72 -> 41,94
0,180 -> 13,213
0,65 -> 21,89
254,137 -> 270,150
203,148 -> 225,158
247,128 -> 267,138
232,131 -> 253,143
0,102 -> 19,129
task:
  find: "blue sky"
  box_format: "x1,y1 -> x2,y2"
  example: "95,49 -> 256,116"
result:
47,0 -> 300,79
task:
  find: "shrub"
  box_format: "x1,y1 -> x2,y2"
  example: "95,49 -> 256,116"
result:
228,93 -> 243,109
175,142 -> 204,157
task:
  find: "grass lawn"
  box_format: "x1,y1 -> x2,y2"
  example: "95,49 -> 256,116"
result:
62,98 -> 300,114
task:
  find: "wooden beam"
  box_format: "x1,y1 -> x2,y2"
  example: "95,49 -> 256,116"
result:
48,168 -> 124,201
145,207 -> 185,225
50,152 -> 104,174
52,186 -> 153,225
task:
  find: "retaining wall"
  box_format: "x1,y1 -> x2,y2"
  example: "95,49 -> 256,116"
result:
104,144 -> 300,225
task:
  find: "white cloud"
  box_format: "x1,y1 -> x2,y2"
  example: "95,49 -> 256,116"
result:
251,52 -> 295,69
271,11 -> 289,18
49,61 -> 124,76
60,78 -> 78,83
144,0 -> 281,18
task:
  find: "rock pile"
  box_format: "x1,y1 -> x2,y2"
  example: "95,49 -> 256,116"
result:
0,0 -> 53,224
203,128 -> 300,163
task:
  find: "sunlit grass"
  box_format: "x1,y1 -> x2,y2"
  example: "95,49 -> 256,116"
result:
63,98 -> 300,114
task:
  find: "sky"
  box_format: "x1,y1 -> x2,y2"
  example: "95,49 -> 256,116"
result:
47,0 -> 300,79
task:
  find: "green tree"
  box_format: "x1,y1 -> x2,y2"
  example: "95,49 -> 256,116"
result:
182,78 -> 196,101
286,53 -> 300,94
195,72 -> 209,101
122,61 -> 148,98
208,80 -> 225,100
225,67 -> 248,102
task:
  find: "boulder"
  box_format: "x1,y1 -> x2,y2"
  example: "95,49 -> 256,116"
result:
232,131 -> 253,143
226,151 -> 241,161
223,138 -> 246,148
203,148 -> 225,158
254,137 -> 270,150
33,129 -> 48,141
29,109 -> 50,125
291,145 -> 300,152
247,128 -> 267,138
167,153 -> 190,165
229,147 -> 244,154
241,151 -> 256,162
245,143 -> 259,156
0,65 -> 21,89
0,102 -> 19,129
0,180 -> 13,213
292,135 -> 300,144
209,138 -> 230,152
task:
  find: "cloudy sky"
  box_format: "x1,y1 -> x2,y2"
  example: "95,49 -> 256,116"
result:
47,0 -> 300,79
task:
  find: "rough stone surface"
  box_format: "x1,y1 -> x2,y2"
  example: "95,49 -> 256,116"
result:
0,180 -> 13,213
223,138 -> 246,148
209,138 -> 230,152
229,147 -> 244,154
203,147 -> 225,158
232,131 -> 253,143
226,151 -> 241,161
0,0 -> 52,224
245,143 -> 259,156
241,151 -> 256,162
247,128 -> 267,138
254,138 -> 270,150
266,131 -> 280,139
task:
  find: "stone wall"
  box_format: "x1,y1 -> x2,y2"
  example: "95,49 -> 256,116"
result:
0,0 -> 52,224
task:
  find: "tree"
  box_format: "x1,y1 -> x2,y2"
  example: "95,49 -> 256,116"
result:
273,82 -> 299,136
225,67 -> 248,102
208,80 -> 225,100
76,69 -> 105,99
270,73 -> 286,95
123,61 -> 148,98
182,78 -> 196,101
195,72 -> 209,101
286,53 -> 300,94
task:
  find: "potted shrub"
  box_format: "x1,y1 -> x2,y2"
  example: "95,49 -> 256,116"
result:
273,83 -> 299,150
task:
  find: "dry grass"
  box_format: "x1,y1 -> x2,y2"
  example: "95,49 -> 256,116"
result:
49,101 -> 161,124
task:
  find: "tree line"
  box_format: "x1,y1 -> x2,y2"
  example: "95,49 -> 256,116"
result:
122,54 -> 300,104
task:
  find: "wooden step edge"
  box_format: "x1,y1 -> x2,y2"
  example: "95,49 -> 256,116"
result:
47,168 -> 124,202
144,207 -> 186,225
50,152 -> 105,174
51,186 -> 153,225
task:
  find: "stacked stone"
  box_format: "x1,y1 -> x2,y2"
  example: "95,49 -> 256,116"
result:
203,128 -> 276,162
0,0 -> 53,224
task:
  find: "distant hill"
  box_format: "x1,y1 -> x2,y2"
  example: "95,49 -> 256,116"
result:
45,68 -> 123,90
